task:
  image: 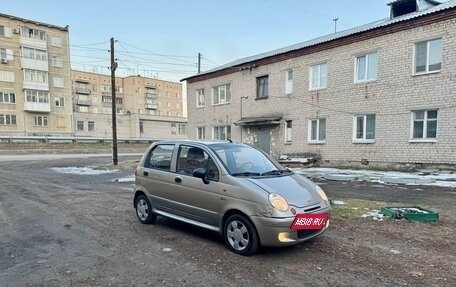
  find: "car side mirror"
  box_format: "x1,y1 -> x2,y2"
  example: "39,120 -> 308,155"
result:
193,168 -> 209,184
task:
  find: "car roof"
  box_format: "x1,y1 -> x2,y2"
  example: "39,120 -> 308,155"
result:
152,140 -> 240,147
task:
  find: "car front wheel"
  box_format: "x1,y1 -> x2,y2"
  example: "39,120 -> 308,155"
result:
135,195 -> 157,224
223,214 -> 259,256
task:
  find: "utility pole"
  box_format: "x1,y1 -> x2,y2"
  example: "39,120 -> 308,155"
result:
110,37 -> 118,166
197,52 -> 202,73
333,17 -> 339,33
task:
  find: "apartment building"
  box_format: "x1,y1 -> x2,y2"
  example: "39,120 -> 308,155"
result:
183,0 -> 456,166
0,13 -> 73,136
72,70 -> 187,139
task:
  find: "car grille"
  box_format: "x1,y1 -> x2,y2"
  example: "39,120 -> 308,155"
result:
296,229 -> 321,239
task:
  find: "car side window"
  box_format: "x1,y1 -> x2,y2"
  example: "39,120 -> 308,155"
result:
177,146 -> 219,181
145,144 -> 174,171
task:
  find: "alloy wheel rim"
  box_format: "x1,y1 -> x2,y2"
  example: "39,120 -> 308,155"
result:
226,220 -> 249,251
137,199 -> 149,220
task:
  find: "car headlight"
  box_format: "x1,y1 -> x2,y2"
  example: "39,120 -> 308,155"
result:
316,185 -> 329,204
268,193 -> 289,212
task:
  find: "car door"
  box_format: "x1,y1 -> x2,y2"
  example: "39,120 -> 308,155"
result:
171,145 -> 225,226
138,143 -> 176,213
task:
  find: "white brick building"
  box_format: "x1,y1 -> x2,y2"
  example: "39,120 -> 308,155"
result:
183,0 -> 456,167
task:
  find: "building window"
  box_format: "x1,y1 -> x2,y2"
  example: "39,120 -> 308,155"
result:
212,84 -> 231,105
196,89 -> 205,107
51,56 -> 63,68
21,27 -> 46,40
55,96 -> 64,107
0,48 -> 13,61
356,52 -> 377,82
197,127 -> 205,139
0,114 -> 16,125
256,76 -> 268,99
77,121 -> 84,131
0,92 -> 15,103
51,36 -> 62,47
308,118 -> 326,143
0,26 -> 12,37
285,70 -> 293,94
285,121 -> 292,142
22,47 -> 47,61
26,90 -> 49,103
53,76 -> 64,88
33,116 -> 48,126
178,124 -> 187,135
88,121 -> 95,131
139,121 -> 144,133
213,125 -> 231,140
0,71 -> 14,82
24,69 -> 48,83
414,38 -> 442,74
412,110 -> 438,140
353,114 -> 376,142
310,63 -> 327,90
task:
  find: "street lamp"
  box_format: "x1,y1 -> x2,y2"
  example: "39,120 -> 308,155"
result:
240,96 -> 248,142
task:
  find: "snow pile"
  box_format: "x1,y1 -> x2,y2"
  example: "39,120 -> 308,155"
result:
361,210 -> 384,221
332,200 -> 347,205
50,167 -> 118,175
115,176 -> 135,183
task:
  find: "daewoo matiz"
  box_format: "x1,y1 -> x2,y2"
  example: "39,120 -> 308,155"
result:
134,141 -> 330,255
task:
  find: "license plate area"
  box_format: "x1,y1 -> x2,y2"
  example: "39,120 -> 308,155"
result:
291,213 -> 328,230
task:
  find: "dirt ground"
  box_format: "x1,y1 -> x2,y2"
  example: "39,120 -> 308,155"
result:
0,154 -> 455,287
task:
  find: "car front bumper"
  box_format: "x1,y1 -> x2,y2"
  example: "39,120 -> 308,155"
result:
249,206 -> 331,247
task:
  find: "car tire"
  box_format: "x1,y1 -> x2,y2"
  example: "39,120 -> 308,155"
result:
135,195 -> 157,224
223,214 -> 259,256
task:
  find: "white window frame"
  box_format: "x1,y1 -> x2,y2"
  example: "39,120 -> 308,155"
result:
51,36 -> 62,47
308,118 -> 326,144
55,96 -> 65,107
212,84 -> 231,105
51,56 -> 63,68
355,52 -> 378,83
0,70 -> 14,82
285,69 -> 293,95
0,91 -> 16,104
353,114 -> 376,143
53,76 -> 64,88
413,38 -> 442,75
197,127 -> 206,140
285,120 -> 292,143
33,116 -> 48,127
410,109 -> 438,142
24,69 -> 48,83
88,121 -> 95,131
0,26 -> 12,38
0,114 -> 17,125
309,63 -> 328,90
77,121 -> 84,131
196,89 -> 205,108
213,125 -> 231,140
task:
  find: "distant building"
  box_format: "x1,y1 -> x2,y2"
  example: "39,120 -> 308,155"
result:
0,12 -> 187,140
0,13 -> 73,136
72,71 -> 187,139
183,0 -> 456,166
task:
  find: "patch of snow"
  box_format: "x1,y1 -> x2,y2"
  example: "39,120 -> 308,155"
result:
115,177 -> 135,183
332,200 -> 347,205
162,248 -> 172,252
361,210 -> 384,221
50,167 -> 118,175
389,249 -> 401,255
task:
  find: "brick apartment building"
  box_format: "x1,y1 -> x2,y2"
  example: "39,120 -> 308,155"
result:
183,0 -> 456,166
0,13 -> 187,140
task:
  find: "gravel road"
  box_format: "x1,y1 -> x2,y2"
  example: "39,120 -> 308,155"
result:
0,156 -> 454,287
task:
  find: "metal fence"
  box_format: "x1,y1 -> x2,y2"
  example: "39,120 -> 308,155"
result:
0,135 -> 155,144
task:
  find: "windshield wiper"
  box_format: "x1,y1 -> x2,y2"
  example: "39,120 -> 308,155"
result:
261,169 -> 293,176
231,172 -> 261,177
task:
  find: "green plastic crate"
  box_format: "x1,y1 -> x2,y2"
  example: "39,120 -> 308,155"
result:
381,206 -> 439,222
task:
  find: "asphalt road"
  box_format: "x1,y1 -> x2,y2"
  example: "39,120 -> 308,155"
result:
0,156 -> 454,287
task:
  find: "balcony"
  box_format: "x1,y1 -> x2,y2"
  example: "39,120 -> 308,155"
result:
24,102 -> 51,113
145,103 -> 158,110
145,84 -> 156,89
75,88 -> 91,95
145,92 -> 158,98
77,99 -> 92,106
75,79 -> 90,84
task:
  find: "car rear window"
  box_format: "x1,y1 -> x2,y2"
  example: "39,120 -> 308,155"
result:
145,144 -> 174,171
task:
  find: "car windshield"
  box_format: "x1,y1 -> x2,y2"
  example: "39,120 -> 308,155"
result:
209,143 -> 289,176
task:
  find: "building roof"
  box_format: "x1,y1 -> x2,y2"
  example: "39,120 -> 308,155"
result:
181,0 -> 456,82
0,12 -> 69,31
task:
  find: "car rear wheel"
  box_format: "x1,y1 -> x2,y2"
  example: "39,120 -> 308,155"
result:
135,195 -> 157,224
223,214 -> 259,256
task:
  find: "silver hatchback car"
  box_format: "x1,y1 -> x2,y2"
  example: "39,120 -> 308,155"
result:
134,140 -> 330,255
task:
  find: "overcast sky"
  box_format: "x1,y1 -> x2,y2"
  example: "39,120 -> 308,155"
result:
3,0 -> 407,82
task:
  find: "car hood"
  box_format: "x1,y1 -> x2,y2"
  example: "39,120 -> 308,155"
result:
244,173 -> 321,208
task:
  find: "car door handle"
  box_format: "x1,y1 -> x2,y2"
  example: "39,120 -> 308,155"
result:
143,171 -> 148,176
174,177 -> 182,183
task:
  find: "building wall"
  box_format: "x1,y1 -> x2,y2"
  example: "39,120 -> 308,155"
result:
186,17 -> 456,165
0,14 -> 73,136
